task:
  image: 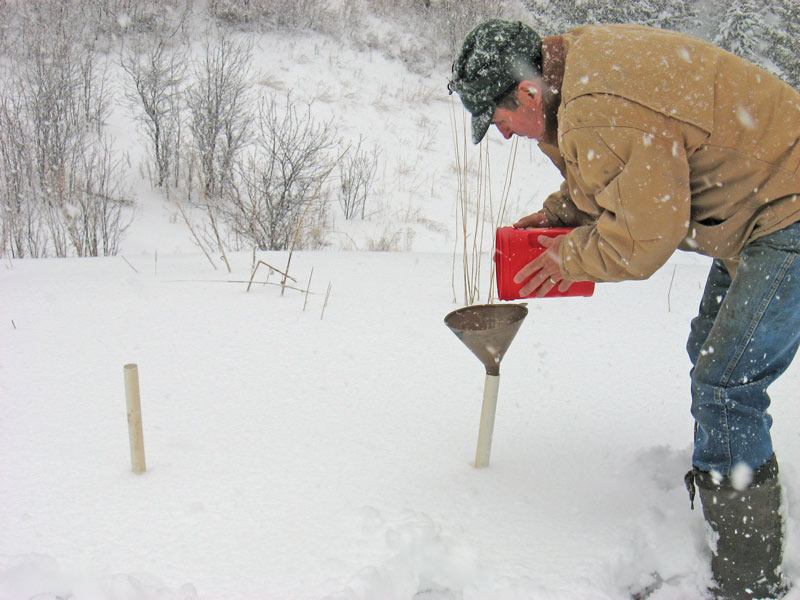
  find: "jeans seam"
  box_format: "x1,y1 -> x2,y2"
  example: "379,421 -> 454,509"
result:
716,387 -> 731,474
715,252 -> 797,473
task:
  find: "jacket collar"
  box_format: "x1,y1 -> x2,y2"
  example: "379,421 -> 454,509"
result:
540,35 -> 566,145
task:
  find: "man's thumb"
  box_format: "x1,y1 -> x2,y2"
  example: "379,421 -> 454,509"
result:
538,235 -> 555,247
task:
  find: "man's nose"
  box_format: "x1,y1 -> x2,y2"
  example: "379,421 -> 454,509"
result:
495,123 -> 513,139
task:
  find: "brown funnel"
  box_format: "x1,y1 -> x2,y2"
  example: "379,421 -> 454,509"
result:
444,303 -> 528,375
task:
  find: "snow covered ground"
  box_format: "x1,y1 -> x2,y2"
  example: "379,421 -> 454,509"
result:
3,18 -> 800,600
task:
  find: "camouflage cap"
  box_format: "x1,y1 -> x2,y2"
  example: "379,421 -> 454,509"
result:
448,19 -> 542,144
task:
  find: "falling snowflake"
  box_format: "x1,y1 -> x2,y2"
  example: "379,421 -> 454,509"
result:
736,105 -> 756,129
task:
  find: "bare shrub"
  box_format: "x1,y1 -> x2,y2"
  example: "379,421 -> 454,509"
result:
0,0 -> 130,258
66,137 -> 132,257
345,0 -> 527,74
260,0 -> 336,32
337,137 -> 380,220
222,94 -> 337,251
427,0 -> 524,61
366,227 -> 403,251
186,29 -> 253,202
78,0 -> 193,42
0,95 -> 47,258
208,0 -> 335,33
121,35 -> 187,188
0,0 -> 12,55
206,0 -> 261,29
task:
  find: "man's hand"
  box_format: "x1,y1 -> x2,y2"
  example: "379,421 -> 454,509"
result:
513,211 -> 549,229
513,234 -> 574,297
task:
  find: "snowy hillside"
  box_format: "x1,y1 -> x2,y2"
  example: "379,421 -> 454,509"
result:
113,29 -> 559,259
3,7 -> 800,600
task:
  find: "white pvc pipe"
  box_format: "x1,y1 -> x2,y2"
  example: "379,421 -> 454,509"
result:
475,374 -> 500,468
124,363 -> 147,474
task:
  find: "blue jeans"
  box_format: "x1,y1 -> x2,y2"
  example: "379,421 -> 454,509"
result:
688,221 -> 800,475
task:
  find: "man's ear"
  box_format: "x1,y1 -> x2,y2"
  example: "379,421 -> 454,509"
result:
518,79 -> 543,108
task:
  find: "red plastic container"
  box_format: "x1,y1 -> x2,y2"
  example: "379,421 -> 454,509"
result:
494,227 -> 595,300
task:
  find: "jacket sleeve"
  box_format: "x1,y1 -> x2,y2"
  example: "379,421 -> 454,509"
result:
558,123 -> 691,282
542,181 -> 598,227
537,141 -> 598,227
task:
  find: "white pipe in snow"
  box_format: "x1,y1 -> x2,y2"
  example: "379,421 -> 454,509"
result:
475,374 -> 500,468
124,363 -> 147,474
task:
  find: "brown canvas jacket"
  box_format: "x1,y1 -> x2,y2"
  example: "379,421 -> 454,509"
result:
539,24 -> 800,282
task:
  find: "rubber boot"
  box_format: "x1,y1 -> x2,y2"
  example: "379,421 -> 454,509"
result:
688,455 -> 788,599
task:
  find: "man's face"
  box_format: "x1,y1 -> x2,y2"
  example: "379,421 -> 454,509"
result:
490,81 -> 545,141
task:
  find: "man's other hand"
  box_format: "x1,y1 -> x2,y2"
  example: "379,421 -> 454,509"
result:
513,211 -> 549,229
